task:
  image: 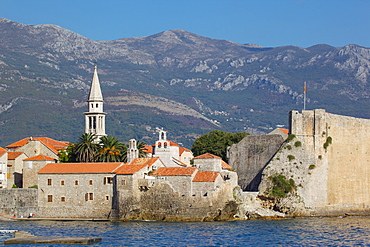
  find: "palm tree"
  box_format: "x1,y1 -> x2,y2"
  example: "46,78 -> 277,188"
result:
137,141 -> 148,158
98,136 -> 127,162
73,133 -> 100,162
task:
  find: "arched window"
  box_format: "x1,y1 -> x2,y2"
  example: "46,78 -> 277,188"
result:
158,142 -> 162,148
164,142 -> 168,148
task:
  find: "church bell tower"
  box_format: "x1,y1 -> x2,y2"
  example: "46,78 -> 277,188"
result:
84,65 -> 107,141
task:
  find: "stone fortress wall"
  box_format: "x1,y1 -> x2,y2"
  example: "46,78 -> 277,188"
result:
259,109 -> 370,216
0,189 -> 38,217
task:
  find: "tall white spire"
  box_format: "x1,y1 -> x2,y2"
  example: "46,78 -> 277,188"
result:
84,65 -> 107,141
88,65 -> 103,102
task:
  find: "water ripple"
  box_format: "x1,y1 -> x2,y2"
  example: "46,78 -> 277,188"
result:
1,217 -> 370,246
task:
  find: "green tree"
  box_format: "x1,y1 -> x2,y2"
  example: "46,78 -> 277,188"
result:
137,141 -> 148,158
73,133 -> 100,162
191,130 -> 248,162
58,143 -> 75,163
98,136 -> 127,162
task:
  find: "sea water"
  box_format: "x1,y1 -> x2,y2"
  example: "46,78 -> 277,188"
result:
1,216 -> 370,246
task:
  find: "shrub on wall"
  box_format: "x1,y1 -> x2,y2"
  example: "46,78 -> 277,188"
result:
287,155 -> 295,161
323,136 -> 332,150
286,134 -> 296,142
268,175 -> 296,198
294,141 -> 302,147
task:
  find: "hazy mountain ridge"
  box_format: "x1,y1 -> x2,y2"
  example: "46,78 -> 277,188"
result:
0,17 -> 369,147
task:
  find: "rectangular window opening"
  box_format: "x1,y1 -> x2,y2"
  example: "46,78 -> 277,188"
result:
61,197 -> 65,202
104,177 -> 113,184
47,195 -> 53,202
47,179 -> 52,186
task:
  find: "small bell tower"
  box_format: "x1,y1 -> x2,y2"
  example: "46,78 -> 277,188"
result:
84,65 -> 107,141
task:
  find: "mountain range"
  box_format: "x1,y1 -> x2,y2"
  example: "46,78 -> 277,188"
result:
0,17 -> 369,148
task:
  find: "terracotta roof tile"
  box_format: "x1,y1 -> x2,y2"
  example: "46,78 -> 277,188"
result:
278,128 -> 289,135
128,157 -> 159,167
193,171 -> 220,182
221,160 -> 232,170
152,140 -> 180,147
114,164 -> 147,175
38,162 -> 123,174
152,167 -> 197,176
8,152 -> 24,160
6,137 -> 68,154
193,153 -> 222,160
142,145 -> 153,153
0,147 -> 7,157
23,155 -> 56,161
179,147 -> 191,155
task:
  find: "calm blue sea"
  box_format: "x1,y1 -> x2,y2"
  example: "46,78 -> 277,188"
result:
1,217 -> 370,246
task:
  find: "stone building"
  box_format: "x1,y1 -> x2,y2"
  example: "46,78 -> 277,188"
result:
7,152 -> 28,188
23,155 -> 57,188
0,147 -> 8,188
38,162 -> 124,218
35,153 -> 237,220
6,137 -> 68,159
145,129 -> 194,167
37,157 -> 164,219
4,137 -> 67,188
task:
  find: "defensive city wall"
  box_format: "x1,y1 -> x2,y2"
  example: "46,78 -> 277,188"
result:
259,109 -> 370,216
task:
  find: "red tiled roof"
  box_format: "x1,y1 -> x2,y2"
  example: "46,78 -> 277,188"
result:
172,157 -> 189,167
114,164 -> 147,175
278,128 -> 289,135
193,153 -> 222,160
23,155 -> 56,161
0,147 -> 7,157
8,152 -> 24,160
193,171 -> 220,182
151,167 -> 197,176
6,137 -> 68,154
221,160 -> 232,170
151,140 -> 180,147
128,157 -> 159,167
168,140 -> 180,147
38,162 -> 123,174
179,147 -> 191,155
142,145 -> 153,153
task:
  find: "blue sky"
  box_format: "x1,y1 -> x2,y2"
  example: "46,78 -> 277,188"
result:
2,0 -> 370,48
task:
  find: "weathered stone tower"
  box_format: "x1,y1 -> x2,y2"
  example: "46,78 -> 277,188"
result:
84,66 -> 106,141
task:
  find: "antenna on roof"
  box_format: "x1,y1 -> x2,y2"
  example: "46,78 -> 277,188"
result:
303,81 -> 307,110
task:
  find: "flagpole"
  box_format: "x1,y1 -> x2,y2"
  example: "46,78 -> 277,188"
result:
303,81 -> 306,110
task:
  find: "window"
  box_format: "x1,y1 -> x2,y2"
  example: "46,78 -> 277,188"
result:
106,196 -> 109,200
61,180 -> 65,185
47,179 -> 52,186
75,180 -> 79,185
96,103 -> 98,108
85,193 -> 94,201
61,197 -> 65,202
104,177 -> 113,184
89,180 -> 93,185
121,180 -> 126,185
47,195 -> 53,202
